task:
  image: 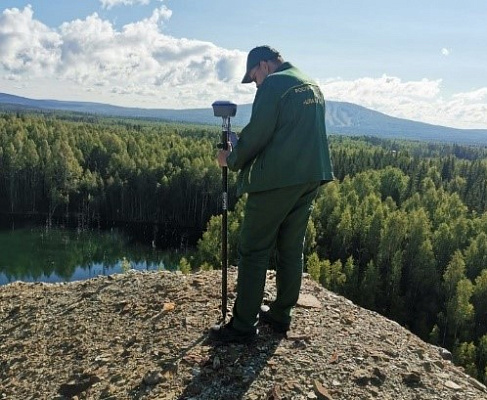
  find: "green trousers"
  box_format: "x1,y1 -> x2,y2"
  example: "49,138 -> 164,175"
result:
231,181 -> 320,332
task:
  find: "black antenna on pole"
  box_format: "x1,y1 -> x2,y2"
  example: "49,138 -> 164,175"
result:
212,100 -> 237,323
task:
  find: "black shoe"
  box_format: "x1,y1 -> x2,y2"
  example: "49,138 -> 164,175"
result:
259,305 -> 290,333
209,319 -> 258,344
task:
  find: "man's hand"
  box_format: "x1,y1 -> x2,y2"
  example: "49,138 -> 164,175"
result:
217,143 -> 232,167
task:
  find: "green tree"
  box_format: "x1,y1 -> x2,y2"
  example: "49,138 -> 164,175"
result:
195,196 -> 245,269
318,258 -> 346,293
433,223 -> 457,275
377,210 -> 407,315
464,232 -> 487,280
477,335 -> 487,383
343,255 -> 359,300
359,260 -> 380,310
453,341 -> 478,379
306,252 -> 321,282
443,251 -> 468,299
442,251 -> 471,344
179,257 -> 192,274
446,278 -> 474,343
403,208 -> 438,333
379,166 -> 409,205
473,270 -> 487,339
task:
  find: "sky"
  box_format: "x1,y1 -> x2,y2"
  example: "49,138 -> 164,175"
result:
0,0 -> 486,129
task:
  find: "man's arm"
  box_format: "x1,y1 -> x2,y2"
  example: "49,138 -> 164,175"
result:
226,86 -> 279,171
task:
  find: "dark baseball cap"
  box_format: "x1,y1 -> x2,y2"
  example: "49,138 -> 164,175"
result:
241,45 -> 280,84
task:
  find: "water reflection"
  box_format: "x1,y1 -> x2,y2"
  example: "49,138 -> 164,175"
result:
0,227 -> 179,285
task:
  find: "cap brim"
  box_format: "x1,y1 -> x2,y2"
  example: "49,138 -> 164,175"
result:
241,72 -> 252,84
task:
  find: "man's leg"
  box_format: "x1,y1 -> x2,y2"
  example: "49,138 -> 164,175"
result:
231,182 -> 319,332
267,182 -> 319,324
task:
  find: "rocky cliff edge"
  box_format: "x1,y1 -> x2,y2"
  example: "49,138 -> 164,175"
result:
1,268 -> 486,400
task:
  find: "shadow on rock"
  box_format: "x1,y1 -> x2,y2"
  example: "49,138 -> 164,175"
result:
177,325 -> 284,400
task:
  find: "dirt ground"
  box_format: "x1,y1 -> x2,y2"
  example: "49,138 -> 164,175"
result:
1,268 -> 486,399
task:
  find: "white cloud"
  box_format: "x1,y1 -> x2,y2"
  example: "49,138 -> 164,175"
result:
0,6 -> 61,74
100,0 -> 151,10
0,5 -> 249,109
452,87 -> 487,103
321,75 -> 487,129
441,48 -> 451,56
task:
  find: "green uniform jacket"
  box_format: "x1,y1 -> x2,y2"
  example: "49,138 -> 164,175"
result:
227,62 -> 334,197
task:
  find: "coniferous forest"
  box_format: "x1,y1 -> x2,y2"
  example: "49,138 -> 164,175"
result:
1,111 -> 487,383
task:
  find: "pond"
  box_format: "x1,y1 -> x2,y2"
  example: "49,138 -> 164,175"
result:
0,227 -> 183,286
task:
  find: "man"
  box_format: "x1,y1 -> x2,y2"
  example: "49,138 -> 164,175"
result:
210,45 -> 334,343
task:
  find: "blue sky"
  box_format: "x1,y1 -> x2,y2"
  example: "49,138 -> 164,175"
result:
1,0 -> 486,129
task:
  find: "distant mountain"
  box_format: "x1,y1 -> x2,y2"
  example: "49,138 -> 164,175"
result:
1,92 -> 486,145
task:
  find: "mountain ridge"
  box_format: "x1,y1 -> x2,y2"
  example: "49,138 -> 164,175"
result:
1,92 -> 486,145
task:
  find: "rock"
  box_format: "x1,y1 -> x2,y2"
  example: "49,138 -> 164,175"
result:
297,293 -> 322,309
313,380 -> 333,400
1,269 -> 486,399
212,355 -> 221,369
444,380 -> 462,390
58,374 -> 101,397
143,371 -> 163,386
265,384 -> 282,399
371,367 -> 387,386
402,370 -> 422,387
422,361 -> 434,372
439,347 -> 453,360
353,369 -> 371,386
162,302 -> 176,312
465,375 -> 487,392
